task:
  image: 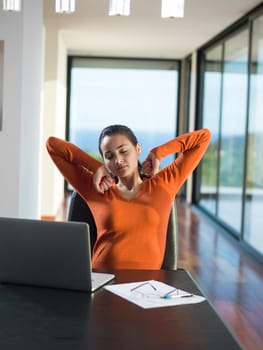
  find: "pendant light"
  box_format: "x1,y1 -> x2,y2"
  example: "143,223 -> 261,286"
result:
161,0 -> 185,18
108,0 -> 131,16
2,0 -> 21,11
55,0 -> 76,14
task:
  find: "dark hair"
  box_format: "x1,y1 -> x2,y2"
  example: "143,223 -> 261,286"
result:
98,124 -> 148,179
98,124 -> 138,153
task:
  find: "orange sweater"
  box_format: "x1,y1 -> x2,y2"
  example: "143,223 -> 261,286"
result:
46,129 -> 211,269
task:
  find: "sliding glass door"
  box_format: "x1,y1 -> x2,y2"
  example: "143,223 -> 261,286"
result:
198,9 -> 263,257
218,28 -> 249,233
243,15 -> 263,253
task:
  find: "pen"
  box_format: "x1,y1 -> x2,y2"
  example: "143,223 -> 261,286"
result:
163,293 -> 193,300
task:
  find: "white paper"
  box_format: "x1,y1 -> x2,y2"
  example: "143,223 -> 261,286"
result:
104,280 -> 205,309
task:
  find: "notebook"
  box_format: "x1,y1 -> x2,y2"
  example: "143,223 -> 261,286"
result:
0,217 -> 114,292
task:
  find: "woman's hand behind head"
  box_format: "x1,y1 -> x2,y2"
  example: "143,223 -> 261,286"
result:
142,152 -> 160,178
93,165 -> 115,194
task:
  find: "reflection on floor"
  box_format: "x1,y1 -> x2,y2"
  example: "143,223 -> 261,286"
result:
200,194 -> 263,252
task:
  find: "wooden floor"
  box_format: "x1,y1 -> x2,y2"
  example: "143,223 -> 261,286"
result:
60,194 -> 263,350
176,198 -> 263,350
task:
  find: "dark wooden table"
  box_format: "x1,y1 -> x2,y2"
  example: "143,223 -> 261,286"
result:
0,269 -> 242,350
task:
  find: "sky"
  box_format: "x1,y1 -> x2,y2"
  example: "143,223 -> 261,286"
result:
70,68 -> 178,133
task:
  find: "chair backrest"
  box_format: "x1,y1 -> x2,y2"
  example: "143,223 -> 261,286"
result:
161,202 -> 178,270
67,191 -> 97,251
67,191 -> 178,270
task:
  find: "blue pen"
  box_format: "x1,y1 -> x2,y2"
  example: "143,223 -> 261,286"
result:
164,293 -> 193,299
162,288 -> 193,299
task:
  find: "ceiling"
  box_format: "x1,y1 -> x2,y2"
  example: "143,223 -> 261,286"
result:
43,0 -> 262,59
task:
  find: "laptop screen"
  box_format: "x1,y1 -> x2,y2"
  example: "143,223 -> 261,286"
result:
0,217 -> 114,292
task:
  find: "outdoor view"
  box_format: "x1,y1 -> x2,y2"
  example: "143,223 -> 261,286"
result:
68,59 -> 178,169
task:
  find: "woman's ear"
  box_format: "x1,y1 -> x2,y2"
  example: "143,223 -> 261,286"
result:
136,143 -> 141,156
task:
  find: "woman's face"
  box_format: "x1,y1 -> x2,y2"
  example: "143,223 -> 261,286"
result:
100,133 -> 141,178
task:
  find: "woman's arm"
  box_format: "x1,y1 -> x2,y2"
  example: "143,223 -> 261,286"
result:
146,128 -> 211,188
46,136 -> 103,194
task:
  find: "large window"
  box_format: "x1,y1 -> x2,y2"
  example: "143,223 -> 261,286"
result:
67,58 -> 179,169
198,9 -> 263,258
199,45 -> 222,215
243,14 -> 263,253
218,29 -> 249,233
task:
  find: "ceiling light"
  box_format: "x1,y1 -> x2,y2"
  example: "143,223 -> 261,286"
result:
2,0 -> 21,11
161,0 -> 185,18
109,0 -> 131,16
55,0 -> 76,14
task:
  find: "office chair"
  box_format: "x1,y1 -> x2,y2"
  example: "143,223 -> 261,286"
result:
67,191 -> 178,270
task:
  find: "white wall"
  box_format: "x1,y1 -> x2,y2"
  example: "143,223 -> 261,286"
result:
40,26 -> 67,217
0,0 -> 43,218
0,41 -> 3,131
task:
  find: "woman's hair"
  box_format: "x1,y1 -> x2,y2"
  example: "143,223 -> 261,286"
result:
98,124 -> 148,179
98,124 -> 138,153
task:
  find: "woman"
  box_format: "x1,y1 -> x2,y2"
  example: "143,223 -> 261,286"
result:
46,125 -> 211,270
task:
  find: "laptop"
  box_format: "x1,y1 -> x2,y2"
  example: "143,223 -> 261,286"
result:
0,217 -> 114,292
